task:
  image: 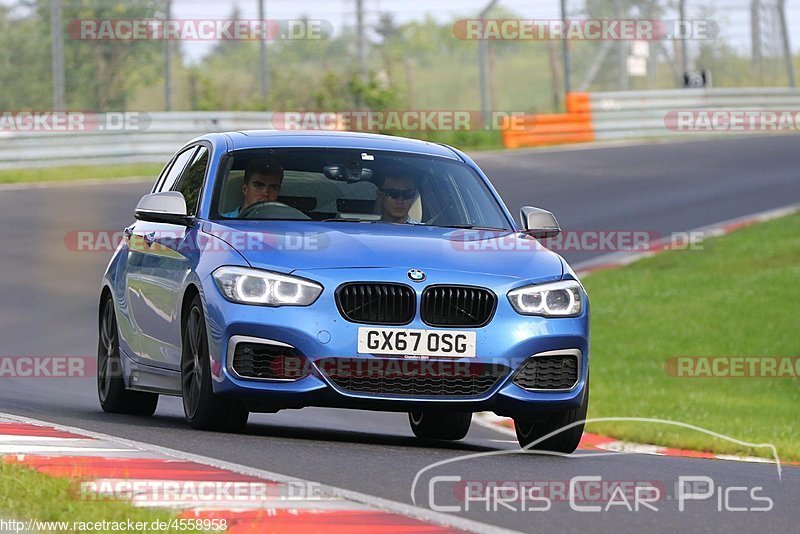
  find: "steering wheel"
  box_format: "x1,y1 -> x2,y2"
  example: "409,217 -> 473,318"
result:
238,201 -> 311,220
426,202 -> 453,225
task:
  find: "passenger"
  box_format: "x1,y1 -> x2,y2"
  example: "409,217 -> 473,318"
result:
376,172 -> 420,224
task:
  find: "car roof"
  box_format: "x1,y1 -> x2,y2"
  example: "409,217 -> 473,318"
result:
196,130 -> 461,160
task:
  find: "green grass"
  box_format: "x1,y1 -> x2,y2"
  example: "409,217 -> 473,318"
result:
0,462 -> 210,533
0,164 -> 162,185
584,213 -> 800,462
391,129 -> 505,150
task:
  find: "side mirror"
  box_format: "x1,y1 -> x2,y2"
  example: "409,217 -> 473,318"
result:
520,206 -> 561,238
134,192 -> 194,225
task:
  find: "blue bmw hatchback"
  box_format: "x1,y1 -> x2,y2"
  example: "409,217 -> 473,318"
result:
98,130 -> 589,452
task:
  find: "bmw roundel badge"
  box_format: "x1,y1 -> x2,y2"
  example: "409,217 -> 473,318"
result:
407,269 -> 426,282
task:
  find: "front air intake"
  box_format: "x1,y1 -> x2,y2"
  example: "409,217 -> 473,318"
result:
231,341 -> 308,380
421,285 -> 496,327
336,283 -> 416,325
512,353 -> 579,390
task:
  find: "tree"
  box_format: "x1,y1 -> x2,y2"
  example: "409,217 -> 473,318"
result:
0,4 -> 51,109
54,0 -> 162,109
0,0 -> 162,110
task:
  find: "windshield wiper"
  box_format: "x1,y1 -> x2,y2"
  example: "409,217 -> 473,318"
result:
438,224 -> 510,231
322,218 -> 381,223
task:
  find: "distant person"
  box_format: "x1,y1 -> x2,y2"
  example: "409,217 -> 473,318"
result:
224,159 -> 283,217
376,172 -> 420,224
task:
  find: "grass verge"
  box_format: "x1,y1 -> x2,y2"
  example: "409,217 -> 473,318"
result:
0,164 -> 162,185
0,462 -> 212,533
584,213 -> 800,462
405,130 -> 504,150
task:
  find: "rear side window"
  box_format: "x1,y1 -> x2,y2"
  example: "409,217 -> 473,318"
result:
175,147 -> 209,216
157,147 -> 197,193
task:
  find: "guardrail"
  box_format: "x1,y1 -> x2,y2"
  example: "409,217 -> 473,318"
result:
502,87 -> 800,148
1,88 -> 798,169
0,112 -> 275,170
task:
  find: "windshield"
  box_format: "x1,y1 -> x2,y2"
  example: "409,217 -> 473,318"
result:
212,148 -> 512,230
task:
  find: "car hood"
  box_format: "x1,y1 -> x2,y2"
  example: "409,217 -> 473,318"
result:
203,220 -> 564,281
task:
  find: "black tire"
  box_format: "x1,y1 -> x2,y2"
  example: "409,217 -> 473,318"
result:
97,294 -> 158,415
514,378 -> 589,454
409,411 -> 472,441
181,295 -> 249,432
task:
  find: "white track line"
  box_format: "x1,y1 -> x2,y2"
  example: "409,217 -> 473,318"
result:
0,411 -> 521,534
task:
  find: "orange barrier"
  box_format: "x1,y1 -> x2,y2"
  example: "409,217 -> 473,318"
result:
502,92 -> 595,148
565,92 -> 592,113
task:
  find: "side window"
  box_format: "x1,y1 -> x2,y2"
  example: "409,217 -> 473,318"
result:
174,147 -> 209,216
157,147 -> 197,193
151,160 -> 173,193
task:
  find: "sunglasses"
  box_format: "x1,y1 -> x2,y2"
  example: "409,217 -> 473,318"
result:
382,188 -> 417,201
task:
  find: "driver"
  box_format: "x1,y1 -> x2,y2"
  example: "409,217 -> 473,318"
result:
224,158 -> 283,218
376,171 -> 420,224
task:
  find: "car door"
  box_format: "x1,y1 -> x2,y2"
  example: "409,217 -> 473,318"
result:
126,146 -> 197,364
136,146 -> 209,370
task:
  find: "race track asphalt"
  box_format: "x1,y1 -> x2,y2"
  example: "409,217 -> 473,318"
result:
0,135 -> 798,533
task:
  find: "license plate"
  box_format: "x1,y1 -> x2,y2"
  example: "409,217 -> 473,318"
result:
357,327 -> 476,358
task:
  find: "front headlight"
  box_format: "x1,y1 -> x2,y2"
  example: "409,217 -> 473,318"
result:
212,266 -> 323,306
508,280 -> 583,317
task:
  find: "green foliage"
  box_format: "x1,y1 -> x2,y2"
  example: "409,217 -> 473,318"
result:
0,0 -> 162,110
59,0 -> 162,109
0,163 -> 162,184
410,129 -> 504,150
0,4 -> 52,109
0,1 -> 795,115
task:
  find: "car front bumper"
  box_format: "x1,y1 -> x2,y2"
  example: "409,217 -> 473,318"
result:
202,268 -> 589,418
